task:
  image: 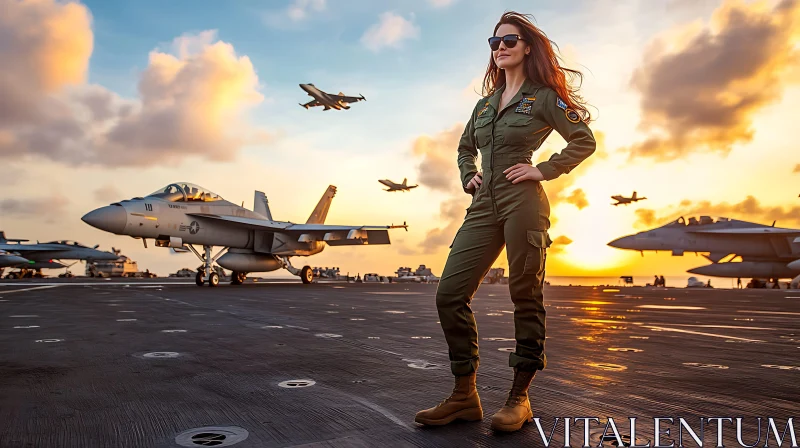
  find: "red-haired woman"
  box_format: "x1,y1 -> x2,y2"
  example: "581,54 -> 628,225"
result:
415,11 -> 596,432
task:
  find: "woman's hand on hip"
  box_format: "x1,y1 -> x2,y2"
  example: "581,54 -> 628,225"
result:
504,164 -> 544,184
466,172 -> 483,191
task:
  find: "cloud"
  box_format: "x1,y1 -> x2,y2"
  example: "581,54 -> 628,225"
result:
548,235 -> 573,254
0,0 -> 268,167
625,0 -> 800,161
93,185 -> 123,204
541,130 -> 606,219
361,12 -> 420,52
417,196 -> 471,254
411,124 -> 463,193
794,164 -> 800,173
429,0 -> 456,7
565,188 -> 589,209
287,0 -> 326,21
0,196 -> 69,223
634,196 -> 800,229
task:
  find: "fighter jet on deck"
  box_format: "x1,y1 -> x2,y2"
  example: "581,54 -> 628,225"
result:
81,182 -> 407,287
379,178 -> 418,192
298,83 -> 365,110
611,191 -> 647,206
0,231 -> 119,278
607,215 -> 800,279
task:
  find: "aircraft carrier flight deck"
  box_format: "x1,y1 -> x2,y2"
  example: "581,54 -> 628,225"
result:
1,280 -> 798,447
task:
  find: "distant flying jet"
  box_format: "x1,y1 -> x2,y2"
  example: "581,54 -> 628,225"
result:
611,191 -> 647,206
379,178 -> 418,192
298,83 -> 365,111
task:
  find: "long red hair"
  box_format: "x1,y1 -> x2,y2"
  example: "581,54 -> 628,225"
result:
483,11 -> 592,122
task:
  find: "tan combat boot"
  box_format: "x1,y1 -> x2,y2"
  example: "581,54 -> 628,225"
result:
490,368 -> 535,432
414,372 -> 483,426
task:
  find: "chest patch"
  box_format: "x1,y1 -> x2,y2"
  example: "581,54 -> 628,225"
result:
514,96 -> 535,115
478,102 -> 490,117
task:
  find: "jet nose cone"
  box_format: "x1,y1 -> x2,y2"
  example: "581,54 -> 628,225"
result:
787,259 -> 800,271
608,235 -> 635,249
82,206 -> 127,234
2,255 -> 28,267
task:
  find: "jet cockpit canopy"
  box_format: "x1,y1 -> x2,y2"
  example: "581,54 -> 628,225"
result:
146,183 -> 224,203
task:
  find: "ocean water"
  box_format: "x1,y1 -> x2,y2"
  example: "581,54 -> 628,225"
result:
543,275 -> 733,288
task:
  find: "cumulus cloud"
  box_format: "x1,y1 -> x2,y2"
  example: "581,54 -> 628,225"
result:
634,196 -> 800,229
412,124 -> 463,193
0,196 -> 69,223
565,188 -> 589,210
548,235 -> 573,254
93,185 -> 123,204
418,196 -> 471,254
0,0 -> 268,167
626,0 -> 800,161
361,12 -> 420,52
540,130 -> 606,221
287,0 -> 326,21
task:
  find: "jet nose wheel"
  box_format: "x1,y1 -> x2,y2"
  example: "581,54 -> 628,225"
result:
301,266 -> 314,284
208,272 -> 219,287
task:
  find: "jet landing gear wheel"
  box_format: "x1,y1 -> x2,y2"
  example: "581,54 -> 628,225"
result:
195,270 -> 205,286
301,266 -> 314,284
208,272 -> 219,287
231,272 -> 246,285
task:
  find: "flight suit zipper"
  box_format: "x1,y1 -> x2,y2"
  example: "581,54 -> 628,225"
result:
490,121 -> 499,217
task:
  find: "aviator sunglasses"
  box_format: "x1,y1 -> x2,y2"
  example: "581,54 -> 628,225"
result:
488,34 -> 525,51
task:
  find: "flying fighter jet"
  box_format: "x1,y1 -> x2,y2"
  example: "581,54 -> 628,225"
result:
611,191 -> 647,206
607,215 -> 800,279
298,83 -> 365,111
379,178 -> 418,192
0,231 -> 119,278
81,182 -> 408,287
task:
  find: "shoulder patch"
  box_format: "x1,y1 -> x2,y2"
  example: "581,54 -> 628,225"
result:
556,97 -> 568,110
565,108 -> 581,123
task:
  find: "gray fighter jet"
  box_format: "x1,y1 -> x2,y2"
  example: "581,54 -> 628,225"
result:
379,178 -> 418,192
608,215 -> 800,279
81,182 -> 407,287
0,231 -> 119,278
298,83 -> 365,110
611,191 -> 646,206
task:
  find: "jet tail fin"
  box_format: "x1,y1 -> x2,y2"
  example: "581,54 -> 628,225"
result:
0,231 -> 27,243
254,191 -> 273,220
402,178 -> 407,186
307,185 -> 336,224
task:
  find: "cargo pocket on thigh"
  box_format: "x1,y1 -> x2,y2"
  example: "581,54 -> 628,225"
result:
523,230 -> 549,275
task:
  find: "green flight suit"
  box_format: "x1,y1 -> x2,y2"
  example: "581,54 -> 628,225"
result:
436,77 -> 596,376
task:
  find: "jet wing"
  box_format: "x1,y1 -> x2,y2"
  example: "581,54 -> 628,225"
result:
0,244 -> 66,253
334,94 -> 364,103
300,99 -> 322,108
188,213 -> 406,245
686,228 -> 800,235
